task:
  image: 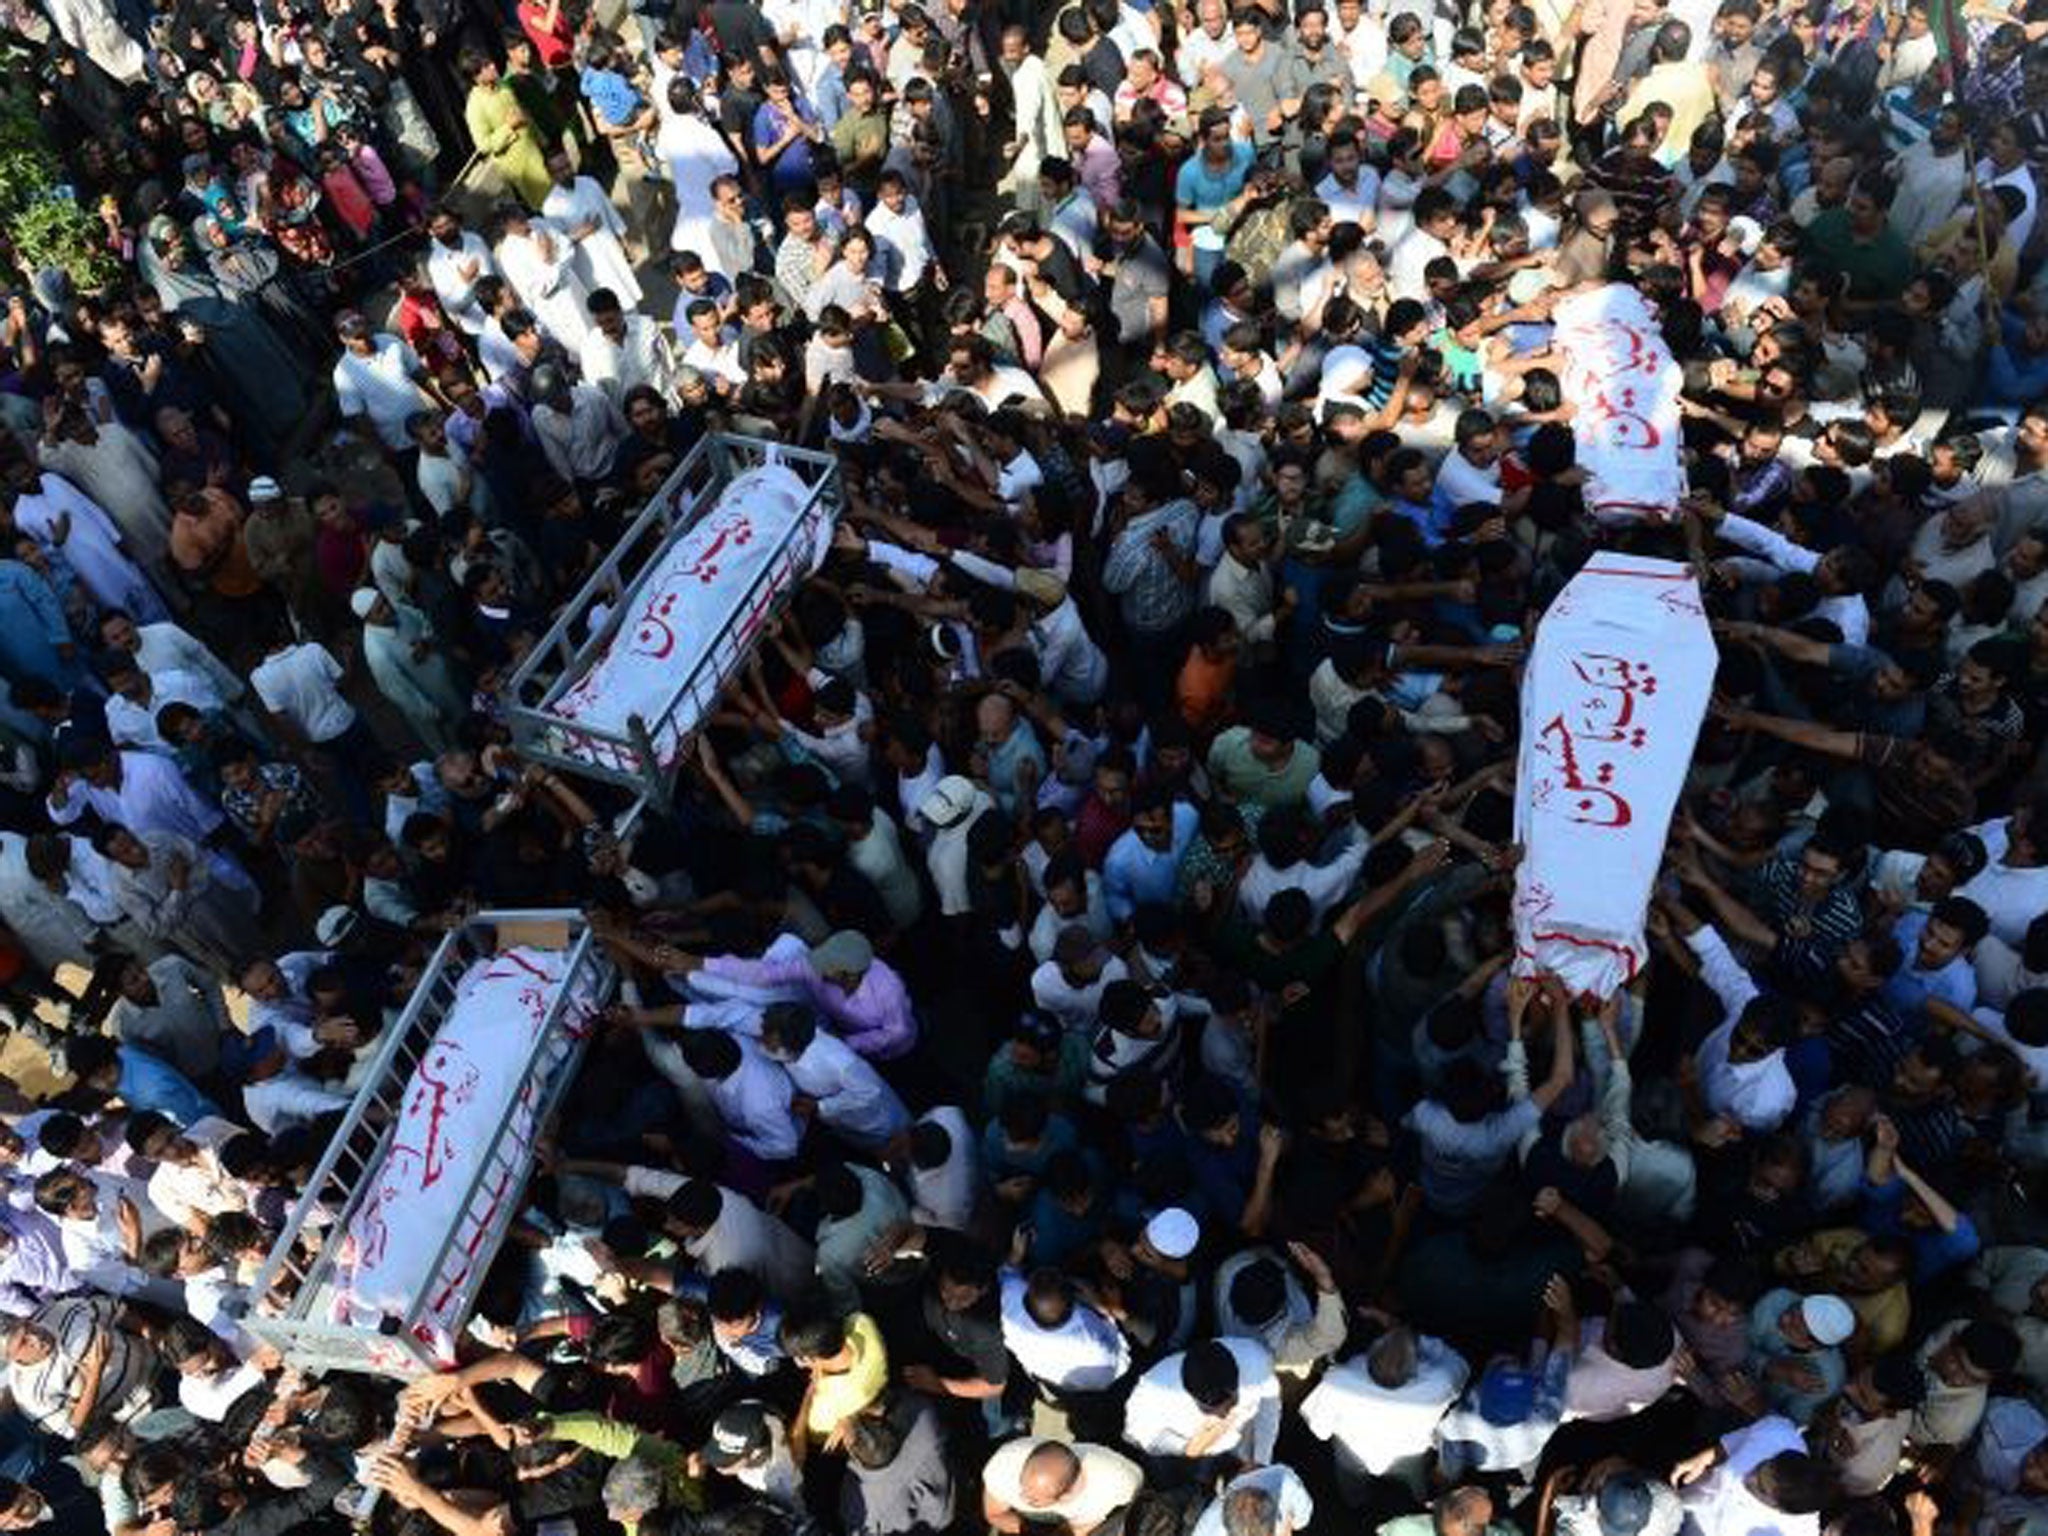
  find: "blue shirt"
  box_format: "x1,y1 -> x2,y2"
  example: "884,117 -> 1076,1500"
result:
981,1113 -> 1082,1189
1102,802 -> 1199,921
1185,1101 -> 1261,1227
1881,911 -> 1978,1015
813,64 -> 851,127
117,1045 -> 221,1127
669,274 -> 736,345
580,65 -> 643,128
1747,1287 -> 1847,1420
1862,1174 -> 1981,1279
1389,496 -> 1455,548
1408,1096 -> 1540,1217
1174,141 -> 1255,211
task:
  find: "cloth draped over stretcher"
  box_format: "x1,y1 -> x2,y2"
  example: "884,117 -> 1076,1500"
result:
1552,285 -> 1686,524
334,945 -> 598,1363
1511,554 -> 1715,998
548,461 -> 828,769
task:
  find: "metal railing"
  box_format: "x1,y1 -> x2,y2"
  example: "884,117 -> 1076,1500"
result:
244,912 -> 616,1378
502,433 -> 845,809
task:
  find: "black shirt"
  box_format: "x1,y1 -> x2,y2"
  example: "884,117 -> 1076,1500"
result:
709,0 -> 777,63
921,1285 -> 1009,1385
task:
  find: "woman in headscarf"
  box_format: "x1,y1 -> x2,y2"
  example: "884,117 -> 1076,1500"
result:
138,217 -> 309,454
192,212 -> 330,359
352,588 -> 468,753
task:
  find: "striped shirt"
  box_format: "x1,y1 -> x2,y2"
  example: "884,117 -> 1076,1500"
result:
7,1297 -> 154,1437
1754,854 -> 1863,984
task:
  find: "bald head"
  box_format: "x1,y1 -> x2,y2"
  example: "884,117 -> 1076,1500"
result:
1439,1487 -> 1495,1536
977,693 -> 1016,742
1020,1442 -> 1082,1507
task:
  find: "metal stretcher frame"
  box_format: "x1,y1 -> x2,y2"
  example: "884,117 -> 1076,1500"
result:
244,912 -> 616,1378
502,433 -> 846,808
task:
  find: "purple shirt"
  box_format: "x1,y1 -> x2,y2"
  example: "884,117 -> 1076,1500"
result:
705,939 -> 918,1060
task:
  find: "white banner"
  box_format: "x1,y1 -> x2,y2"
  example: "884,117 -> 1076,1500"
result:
1553,285 -> 1686,524
1512,555 -> 1714,998
549,462 -> 827,769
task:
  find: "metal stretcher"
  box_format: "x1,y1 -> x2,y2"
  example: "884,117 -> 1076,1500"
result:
244,912 -> 615,1377
502,433 -> 845,809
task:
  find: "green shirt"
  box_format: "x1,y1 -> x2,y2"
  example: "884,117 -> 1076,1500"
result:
541,1413 -> 706,1520
1206,727 -> 1321,810
1803,209 -> 1913,301
829,108 -> 890,189
984,1032 -> 1092,1116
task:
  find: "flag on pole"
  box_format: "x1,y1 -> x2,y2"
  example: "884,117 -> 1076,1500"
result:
1928,0 -> 1968,82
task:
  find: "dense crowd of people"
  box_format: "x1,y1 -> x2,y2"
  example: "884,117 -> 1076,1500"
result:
9,0 -> 2048,1532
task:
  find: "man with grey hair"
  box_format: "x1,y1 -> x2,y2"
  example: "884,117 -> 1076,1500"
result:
1193,1465 -> 1314,1536
602,1449 -> 671,1529
527,1410 -> 699,1536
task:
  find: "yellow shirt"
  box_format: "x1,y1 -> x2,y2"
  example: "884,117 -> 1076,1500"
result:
1779,1228 -> 1910,1354
807,1312 -> 889,1434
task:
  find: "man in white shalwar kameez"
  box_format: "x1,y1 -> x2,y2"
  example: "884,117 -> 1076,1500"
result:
101,665 -> 222,753
99,611 -> 267,746
3,469 -> 166,623
425,212 -> 499,336
543,155 -> 643,309
45,0 -> 143,80
24,832 -> 162,963
580,298 -> 673,404
0,831 -> 98,977
764,0 -> 839,96
97,826 -> 259,976
997,29 -> 1066,215
495,210 -> 596,354
49,744 -> 225,849
658,90 -> 741,259
36,415 -> 169,579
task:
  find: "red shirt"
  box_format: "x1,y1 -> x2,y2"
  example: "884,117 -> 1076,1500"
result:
563,1317 -> 681,1436
397,294 -> 467,374
321,165 -> 376,238
518,0 -> 574,67
1074,792 -> 1132,867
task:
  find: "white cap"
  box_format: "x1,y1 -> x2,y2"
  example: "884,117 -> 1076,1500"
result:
1801,1294 -> 1856,1347
918,775 -> 980,829
1144,1207 -> 1200,1260
315,905 -> 359,947
247,475 -> 283,501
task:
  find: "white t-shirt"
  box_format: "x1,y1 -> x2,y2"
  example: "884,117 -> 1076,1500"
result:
1681,1416 -> 1821,1536
909,1105 -> 978,1230
999,1273 -> 1131,1390
333,336 -> 429,450
1434,448 -> 1503,510
1191,1467 -> 1313,1536
1962,818 -> 2048,948
982,1438 -> 1143,1530
251,644 -> 357,743
179,1360 -> 265,1421
1301,1340 -> 1469,1472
